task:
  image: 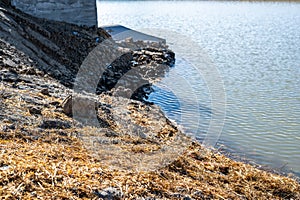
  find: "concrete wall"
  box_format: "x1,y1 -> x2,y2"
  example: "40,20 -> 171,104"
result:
11,0 -> 97,27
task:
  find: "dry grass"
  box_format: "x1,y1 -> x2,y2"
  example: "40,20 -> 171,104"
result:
1,4 -> 299,198
1,49 -> 299,200
1,130 -> 299,199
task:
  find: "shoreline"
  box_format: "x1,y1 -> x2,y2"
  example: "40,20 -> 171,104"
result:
105,26 -> 300,178
1,3 -> 300,199
216,143 -> 300,180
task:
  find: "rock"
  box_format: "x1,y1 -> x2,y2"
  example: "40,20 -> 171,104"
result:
125,37 -> 133,43
94,187 -> 123,200
18,76 -> 33,84
104,130 -> 120,137
61,95 -> 72,116
50,101 -> 60,106
0,125 -> 7,132
28,106 -> 42,115
112,86 -> 133,99
172,193 -> 185,198
20,67 -> 37,75
93,39 -> 175,100
61,94 -> 111,128
39,119 -> 71,129
3,59 -> 17,68
1,125 -> 10,132
40,88 -> 50,96
61,94 -> 101,118
20,95 -> 45,106
0,70 -> 19,83
0,165 -> 11,171
193,190 -> 205,199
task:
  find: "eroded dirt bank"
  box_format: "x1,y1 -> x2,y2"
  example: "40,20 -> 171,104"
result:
0,3 -> 300,199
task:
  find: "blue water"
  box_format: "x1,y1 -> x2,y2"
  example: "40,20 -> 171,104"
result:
97,1 -> 300,176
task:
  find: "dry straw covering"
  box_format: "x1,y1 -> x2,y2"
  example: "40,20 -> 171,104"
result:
0,2 -> 300,199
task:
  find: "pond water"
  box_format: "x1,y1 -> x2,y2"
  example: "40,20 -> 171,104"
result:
97,1 -> 300,176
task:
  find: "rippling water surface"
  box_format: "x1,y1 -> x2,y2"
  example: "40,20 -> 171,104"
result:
97,1 -> 300,176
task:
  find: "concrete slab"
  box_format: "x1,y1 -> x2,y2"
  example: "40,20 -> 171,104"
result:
102,25 -> 165,43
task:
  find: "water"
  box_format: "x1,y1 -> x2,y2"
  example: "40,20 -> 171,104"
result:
97,1 -> 300,176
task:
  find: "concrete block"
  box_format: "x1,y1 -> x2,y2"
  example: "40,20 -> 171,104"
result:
11,0 -> 97,27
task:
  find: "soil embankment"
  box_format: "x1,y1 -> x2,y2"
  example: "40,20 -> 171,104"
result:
0,3 -> 299,199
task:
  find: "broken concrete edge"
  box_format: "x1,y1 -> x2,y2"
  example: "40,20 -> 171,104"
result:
102,25 -> 166,44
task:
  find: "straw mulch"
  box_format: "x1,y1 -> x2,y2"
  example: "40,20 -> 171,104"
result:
1,129 -> 299,199
1,3 -> 300,199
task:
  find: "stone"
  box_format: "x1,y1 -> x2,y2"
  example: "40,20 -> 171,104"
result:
40,88 -> 50,96
104,130 -> 120,137
21,67 -> 37,75
193,190 -> 205,198
0,165 -> 11,171
183,196 -> 192,200
39,119 -> 71,129
0,70 -> 19,83
61,95 -> 72,116
1,124 -> 15,131
3,59 -> 17,68
20,95 -> 45,106
0,125 -> 9,132
125,37 -> 133,43
28,106 -> 42,115
94,187 -> 123,200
